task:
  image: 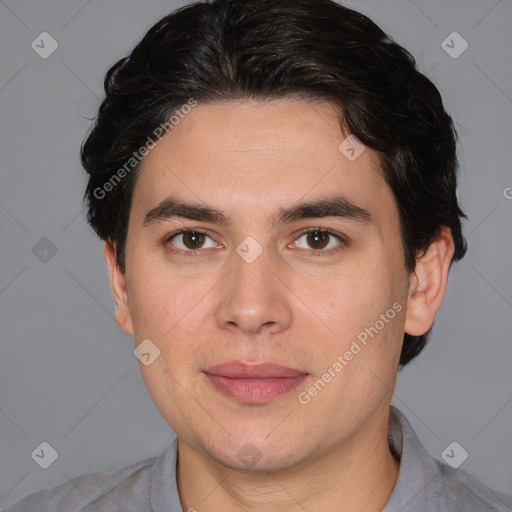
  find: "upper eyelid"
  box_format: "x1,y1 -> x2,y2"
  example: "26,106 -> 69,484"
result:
295,227 -> 343,239
166,227 -> 209,240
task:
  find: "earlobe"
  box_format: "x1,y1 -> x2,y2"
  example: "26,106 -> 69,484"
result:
404,227 -> 455,336
104,241 -> 134,335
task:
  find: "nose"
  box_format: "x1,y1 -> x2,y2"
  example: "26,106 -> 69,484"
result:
215,245 -> 293,337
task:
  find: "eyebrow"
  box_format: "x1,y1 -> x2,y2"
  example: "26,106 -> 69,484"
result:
142,195 -> 373,229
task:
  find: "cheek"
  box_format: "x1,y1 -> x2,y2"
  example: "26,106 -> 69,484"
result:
290,257 -> 406,380
127,256 -> 209,334
294,260 -> 398,331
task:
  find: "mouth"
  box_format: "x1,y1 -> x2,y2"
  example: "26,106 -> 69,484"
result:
203,361 -> 308,404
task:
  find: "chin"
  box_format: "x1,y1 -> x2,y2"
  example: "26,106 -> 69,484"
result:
202,435 -> 311,474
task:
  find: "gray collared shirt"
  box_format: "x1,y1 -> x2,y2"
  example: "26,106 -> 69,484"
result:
2,406 -> 511,511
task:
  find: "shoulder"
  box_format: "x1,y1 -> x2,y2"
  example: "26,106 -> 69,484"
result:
387,407 -> 512,511
0,452 -> 160,512
436,459 -> 512,511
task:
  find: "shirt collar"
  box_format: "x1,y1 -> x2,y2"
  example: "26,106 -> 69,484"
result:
150,435 -> 182,512
383,405 -> 442,512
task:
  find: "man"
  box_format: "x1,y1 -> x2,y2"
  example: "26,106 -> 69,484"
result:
3,0 -> 511,510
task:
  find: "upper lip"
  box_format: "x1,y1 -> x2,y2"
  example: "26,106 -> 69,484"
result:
204,361 -> 308,379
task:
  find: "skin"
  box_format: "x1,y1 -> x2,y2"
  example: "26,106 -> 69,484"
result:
104,99 -> 455,512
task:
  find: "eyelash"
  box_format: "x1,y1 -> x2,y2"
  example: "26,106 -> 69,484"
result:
164,228 -> 212,258
292,228 -> 346,257
164,227 -> 346,258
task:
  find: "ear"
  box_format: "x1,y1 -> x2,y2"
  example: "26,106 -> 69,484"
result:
404,227 -> 455,336
104,241 -> 134,335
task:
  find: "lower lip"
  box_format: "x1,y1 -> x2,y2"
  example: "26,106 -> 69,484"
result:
204,373 -> 308,403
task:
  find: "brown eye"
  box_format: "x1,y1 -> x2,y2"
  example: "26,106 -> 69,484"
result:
182,231 -> 206,249
306,230 -> 330,249
168,230 -> 216,252
293,229 -> 344,253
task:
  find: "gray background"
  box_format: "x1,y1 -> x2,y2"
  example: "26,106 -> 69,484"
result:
1,0 -> 511,507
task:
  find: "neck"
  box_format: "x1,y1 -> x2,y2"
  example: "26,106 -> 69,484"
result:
177,403 -> 399,512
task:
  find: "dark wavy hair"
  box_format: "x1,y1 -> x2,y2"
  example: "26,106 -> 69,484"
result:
81,0 -> 467,366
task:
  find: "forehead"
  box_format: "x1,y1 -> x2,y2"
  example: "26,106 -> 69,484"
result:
129,99 -> 395,229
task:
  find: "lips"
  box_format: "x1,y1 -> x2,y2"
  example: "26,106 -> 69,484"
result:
205,362 -> 307,379
203,361 -> 308,403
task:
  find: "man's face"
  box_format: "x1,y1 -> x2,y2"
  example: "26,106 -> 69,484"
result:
115,100 -> 411,471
